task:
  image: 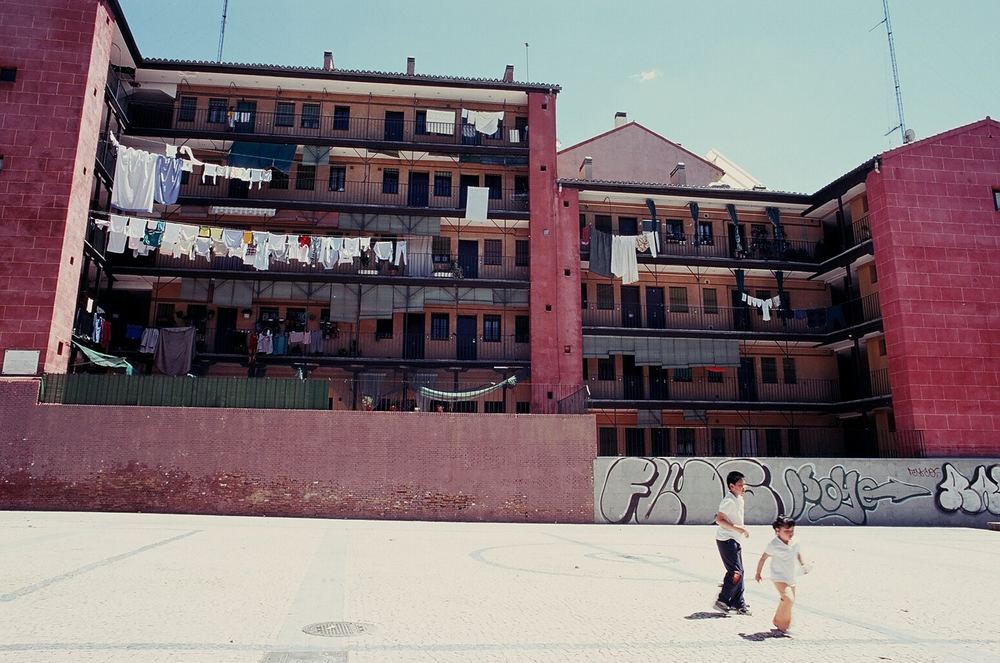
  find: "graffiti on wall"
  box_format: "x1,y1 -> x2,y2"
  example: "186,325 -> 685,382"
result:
597,457 -> 931,525
936,463 -> 1000,515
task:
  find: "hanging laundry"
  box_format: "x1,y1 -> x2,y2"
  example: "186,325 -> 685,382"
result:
588,228 -> 613,278
180,159 -> 195,173
635,234 -> 650,253
463,109 -> 504,135
202,163 -> 223,184
610,234 -> 639,285
111,146 -> 158,213
143,220 -> 165,247
642,230 -> 658,258
153,326 -> 196,376
424,109 -> 456,135
339,237 -> 361,264
267,232 -> 289,261
175,224 -> 199,258
193,236 -> 213,258
154,155 -> 184,205
373,241 -> 394,261
741,292 -> 782,322
393,240 -> 407,267
107,215 -> 129,253
222,229 -> 243,257
464,186 -> 489,220
139,327 -> 160,354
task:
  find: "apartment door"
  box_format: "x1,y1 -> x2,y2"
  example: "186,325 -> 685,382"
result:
620,285 -> 641,328
456,315 -> 477,360
646,287 -> 666,329
732,289 -> 752,331
234,100 -> 256,134
459,174 -> 479,209
738,357 -> 758,401
648,365 -> 668,400
214,307 -> 239,354
408,171 -> 429,207
457,240 -> 479,279
403,313 -> 425,359
384,111 -> 404,141
623,355 -> 644,400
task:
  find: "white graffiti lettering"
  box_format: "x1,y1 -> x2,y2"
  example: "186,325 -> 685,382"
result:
784,464 -> 930,525
936,463 -> 1000,515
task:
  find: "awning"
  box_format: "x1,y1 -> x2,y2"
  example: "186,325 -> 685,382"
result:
228,142 -> 297,174
583,336 -> 740,368
72,339 -> 134,375
419,375 -> 518,402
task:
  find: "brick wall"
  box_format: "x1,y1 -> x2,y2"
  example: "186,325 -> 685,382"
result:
0,0 -> 114,373
868,118 -> 1000,455
0,380 -> 597,522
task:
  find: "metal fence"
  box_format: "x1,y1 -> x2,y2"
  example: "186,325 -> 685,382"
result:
587,376 -> 840,404
582,233 -> 820,263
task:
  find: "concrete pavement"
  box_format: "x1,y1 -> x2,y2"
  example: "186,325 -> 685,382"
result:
1,511 -> 997,662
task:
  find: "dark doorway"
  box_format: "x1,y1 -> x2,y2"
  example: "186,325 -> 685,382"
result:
738,357 -> 758,401
732,289 -> 752,331
227,178 -> 250,199
384,111 -> 404,141
234,100 -> 257,134
403,313 -> 425,359
646,286 -> 665,329
649,365 -> 668,399
214,307 -> 243,354
456,315 -> 477,360
458,240 -> 479,279
408,171 -> 429,207
623,355 -> 644,400
620,285 -> 641,328
459,174 -> 479,209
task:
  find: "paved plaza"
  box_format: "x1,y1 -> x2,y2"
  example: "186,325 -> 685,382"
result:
0,511 -> 997,662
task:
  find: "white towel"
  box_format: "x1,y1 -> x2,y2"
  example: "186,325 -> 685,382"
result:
373,241 -> 394,261
464,186 -> 490,220
425,109 -> 456,135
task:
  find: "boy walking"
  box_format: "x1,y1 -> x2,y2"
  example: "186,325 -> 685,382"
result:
713,471 -> 751,615
755,515 -> 809,632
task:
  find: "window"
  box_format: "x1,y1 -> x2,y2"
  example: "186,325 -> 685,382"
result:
596,284 -> 614,310
766,429 -> 782,456
711,428 -> 726,456
879,337 -> 887,356
432,236 -> 451,263
696,221 -> 714,245
484,239 -> 502,265
707,368 -> 724,383
484,401 -> 505,413
651,428 -> 670,456
665,219 -> 684,240
625,429 -> 645,456
484,174 -> 502,199
333,105 -> 350,131
740,430 -> 758,455
676,428 -> 695,456
431,313 -> 449,340
270,169 -> 289,190
375,318 -> 393,339
452,401 -> 478,413
581,283 -> 589,310
515,239 -> 530,266
618,217 -> 639,236
669,287 -> 689,313
208,98 -> 228,124
434,171 -> 452,197
787,429 -> 801,456
783,357 -> 797,384
295,164 -> 316,190
516,401 -> 530,414
514,175 -> 529,198
275,101 -> 295,127
483,315 -> 501,342
515,315 -> 530,343
300,103 -> 320,129
514,116 -> 528,141
178,96 -> 197,122
180,170 -> 190,186
415,110 -> 427,135
703,288 -> 719,315
871,264 -> 878,283
599,427 -> 618,456
597,358 -> 615,381
582,359 -> 590,381
595,214 -> 612,233
328,166 -> 346,192
761,357 -> 778,384
673,368 -> 692,382
382,168 -> 399,194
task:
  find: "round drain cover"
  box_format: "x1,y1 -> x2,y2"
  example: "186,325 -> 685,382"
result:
302,622 -> 373,638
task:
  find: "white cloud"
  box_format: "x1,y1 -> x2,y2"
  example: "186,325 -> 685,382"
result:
629,69 -> 659,82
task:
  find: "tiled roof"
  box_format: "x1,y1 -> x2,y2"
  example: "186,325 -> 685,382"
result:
558,178 -> 809,199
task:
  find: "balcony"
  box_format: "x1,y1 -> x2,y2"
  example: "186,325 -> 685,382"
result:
179,179 -> 530,216
105,249 -> 530,283
587,376 -> 839,404
127,103 -> 528,152
581,232 -> 821,265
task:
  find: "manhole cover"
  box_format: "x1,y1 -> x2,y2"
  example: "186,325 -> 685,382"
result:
302,622 -> 373,638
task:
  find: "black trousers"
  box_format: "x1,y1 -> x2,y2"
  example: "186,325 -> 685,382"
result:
716,538 -> 745,608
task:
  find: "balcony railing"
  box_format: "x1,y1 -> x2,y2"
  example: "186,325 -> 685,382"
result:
106,250 -> 530,282
852,213 -> 872,244
587,376 -> 839,403
180,179 -> 530,213
582,294 -> 881,334
105,65 -> 132,114
128,103 -> 528,149
582,232 -> 820,263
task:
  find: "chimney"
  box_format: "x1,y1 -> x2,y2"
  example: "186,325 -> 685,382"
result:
406,57 -> 415,76
503,64 -> 514,83
323,51 -> 334,71
614,111 -> 627,128
582,156 -> 593,180
670,162 -> 687,186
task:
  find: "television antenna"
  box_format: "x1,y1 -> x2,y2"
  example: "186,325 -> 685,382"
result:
872,0 -> 909,143
217,0 -> 229,63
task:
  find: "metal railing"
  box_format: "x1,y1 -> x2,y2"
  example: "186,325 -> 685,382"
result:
181,179 -> 530,213
852,213 -> 872,244
105,65 -> 132,114
587,376 -> 839,403
128,103 -> 528,149
582,232 -> 820,263
106,250 -> 530,281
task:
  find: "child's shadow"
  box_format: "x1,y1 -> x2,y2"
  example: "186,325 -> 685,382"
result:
739,629 -> 790,641
684,612 -> 730,620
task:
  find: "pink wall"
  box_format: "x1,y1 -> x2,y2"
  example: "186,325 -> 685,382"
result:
0,380 -> 597,522
528,92 -> 583,409
868,118 -> 1000,455
557,123 -> 724,185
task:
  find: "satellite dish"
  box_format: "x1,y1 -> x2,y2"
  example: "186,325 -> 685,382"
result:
903,128 -> 916,144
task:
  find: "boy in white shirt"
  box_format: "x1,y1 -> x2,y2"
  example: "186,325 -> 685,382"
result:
713,471 -> 751,615
755,515 -> 809,632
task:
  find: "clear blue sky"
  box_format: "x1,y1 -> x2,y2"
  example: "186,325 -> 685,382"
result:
119,0 -> 998,193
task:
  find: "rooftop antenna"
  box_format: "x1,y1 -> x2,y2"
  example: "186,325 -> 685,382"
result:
216,0 -> 229,63
524,42 -> 529,81
873,0 -> 908,143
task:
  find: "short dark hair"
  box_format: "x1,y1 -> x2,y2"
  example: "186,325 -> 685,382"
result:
725,471 -> 745,488
772,515 -> 796,529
